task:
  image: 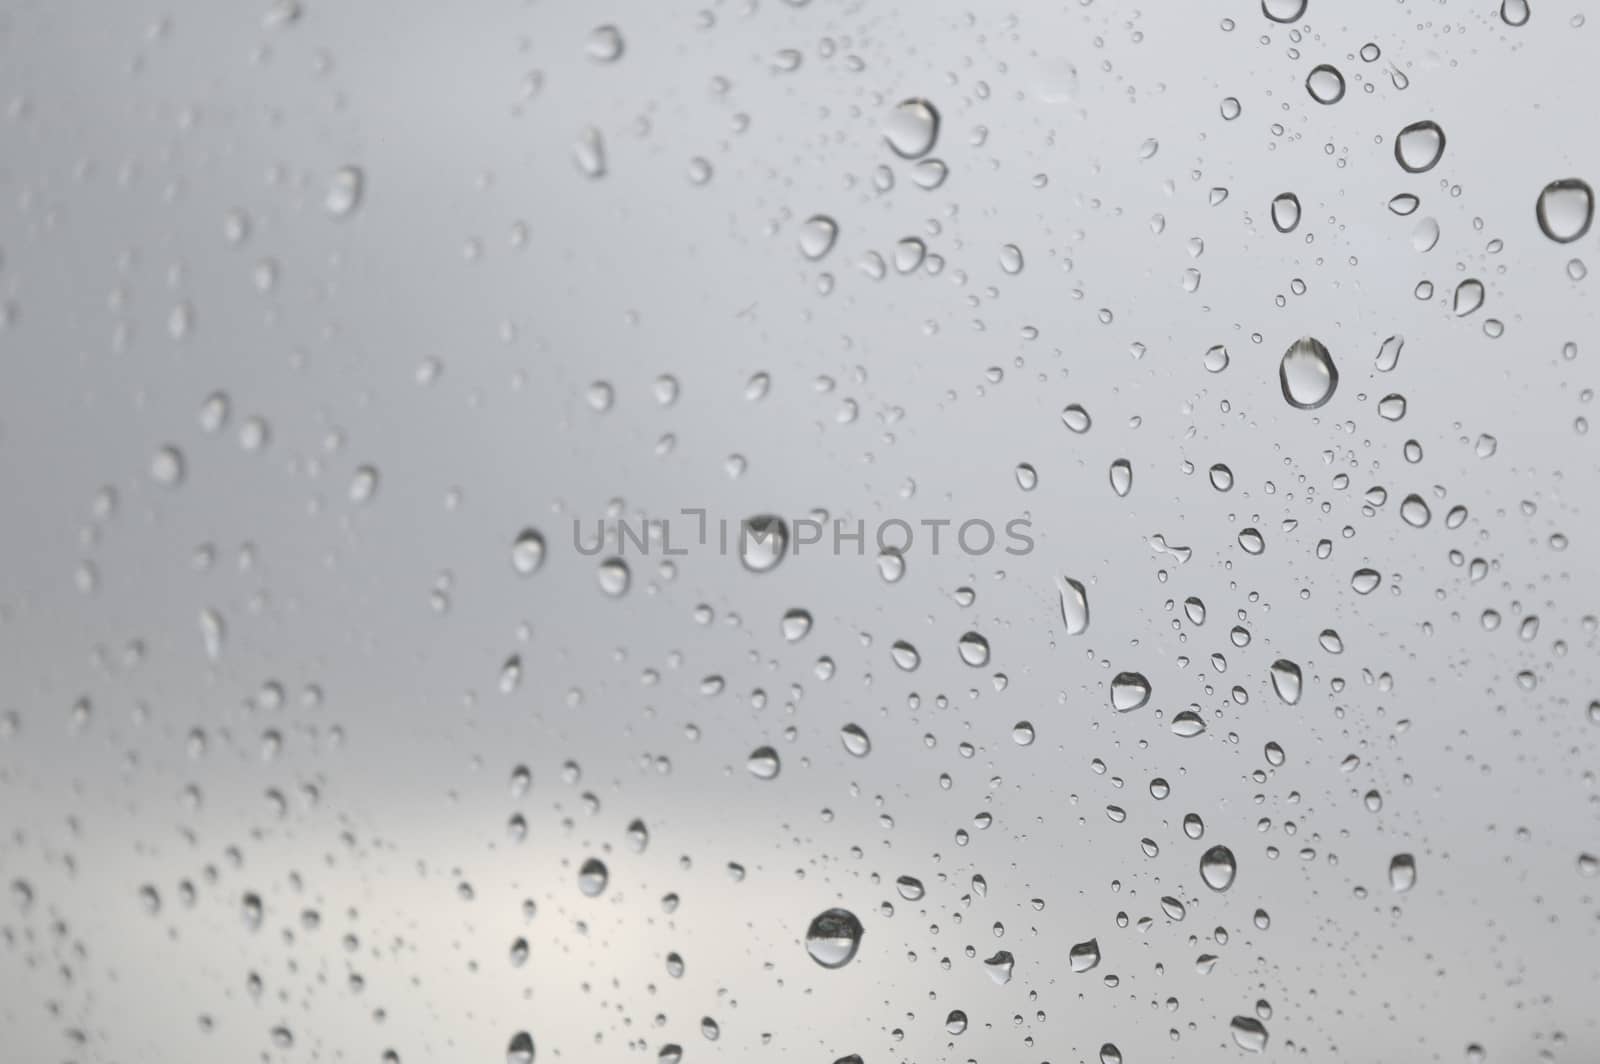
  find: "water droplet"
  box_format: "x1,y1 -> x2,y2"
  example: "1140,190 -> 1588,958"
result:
585,24 -> 624,62
1394,120 -> 1446,174
958,631 -> 991,667
1270,659 -> 1303,705
1057,576 -> 1090,635
1305,64 -> 1346,104
799,215 -> 839,260
597,558 -> 631,597
1203,344 -> 1230,372
1110,672 -> 1151,712
151,445 -> 186,486
840,724 -> 871,757
1069,938 -> 1101,972
1453,278 -> 1485,316
747,746 -> 781,780
1229,1016 -> 1269,1053
1015,462 -> 1038,491
1351,568 -> 1382,594
1061,404 -> 1092,433
896,876 -> 925,900
884,98 -> 940,159
891,640 -> 921,671
1279,336 -> 1338,409
507,1031 -> 536,1064
910,158 -> 948,189
739,515 -> 788,572
1502,0 -> 1531,26
998,243 -> 1024,274
804,908 -> 863,968
1389,193 -> 1420,216
1200,845 -> 1238,891
1400,494 -> 1432,527
1389,853 -> 1417,892
1109,459 -> 1133,497
1261,0 -> 1306,22
325,166 -> 364,217
578,858 -> 608,897
781,609 -> 813,642
1375,334 -> 1404,372
573,127 -> 607,179
876,548 -> 906,583
983,950 -> 1014,984
1210,464 -> 1234,491
348,465 -> 379,504
1270,192 -> 1302,233
1536,178 -> 1593,243
512,530 -> 546,575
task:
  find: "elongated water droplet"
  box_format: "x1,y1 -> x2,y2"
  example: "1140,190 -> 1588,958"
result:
1109,458 -> 1133,497
1389,853 -> 1417,892
512,530 -> 546,575
1270,659 -> 1303,704
1270,192 -> 1301,233
1279,336 -> 1338,409
1453,278 -> 1485,316
1375,334 -> 1403,371
325,166 -> 364,217
1057,576 -> 1089,635
804,908 -> 863,968
1200,845 -> 1238,891
573,127 -> 607,178
839,724 -> 871,757
957,631 -> 991,667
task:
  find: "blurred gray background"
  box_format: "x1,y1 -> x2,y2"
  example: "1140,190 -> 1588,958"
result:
1,0 -> 1598,1060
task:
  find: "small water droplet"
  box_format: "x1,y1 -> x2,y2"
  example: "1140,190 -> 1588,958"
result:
798,215 -> 839,260
325,166 -> 364,217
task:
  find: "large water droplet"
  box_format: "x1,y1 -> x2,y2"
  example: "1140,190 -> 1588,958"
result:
1279,336 -> 1338,409
1200,845 -> 1238,891
1375,334 -> 1404,372
798,215 -> 839,260
1110,671 -> 1151,712
1536,178 -> 1593,243
804,908 -> 863,968
884,98 -> 940,159
1394,120 -> 1446,174
1501,0 -> 1531,26
1229,1017 -> 1269,1053
1305,64 -> 1346,104
1057,576 -> 1090,635
1269,659 -> 1303,705
1270,192 -> 1302,233
1069,938 -> 1101,972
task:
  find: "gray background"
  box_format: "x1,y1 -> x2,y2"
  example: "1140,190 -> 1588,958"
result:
1,0 -> 1598,1061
